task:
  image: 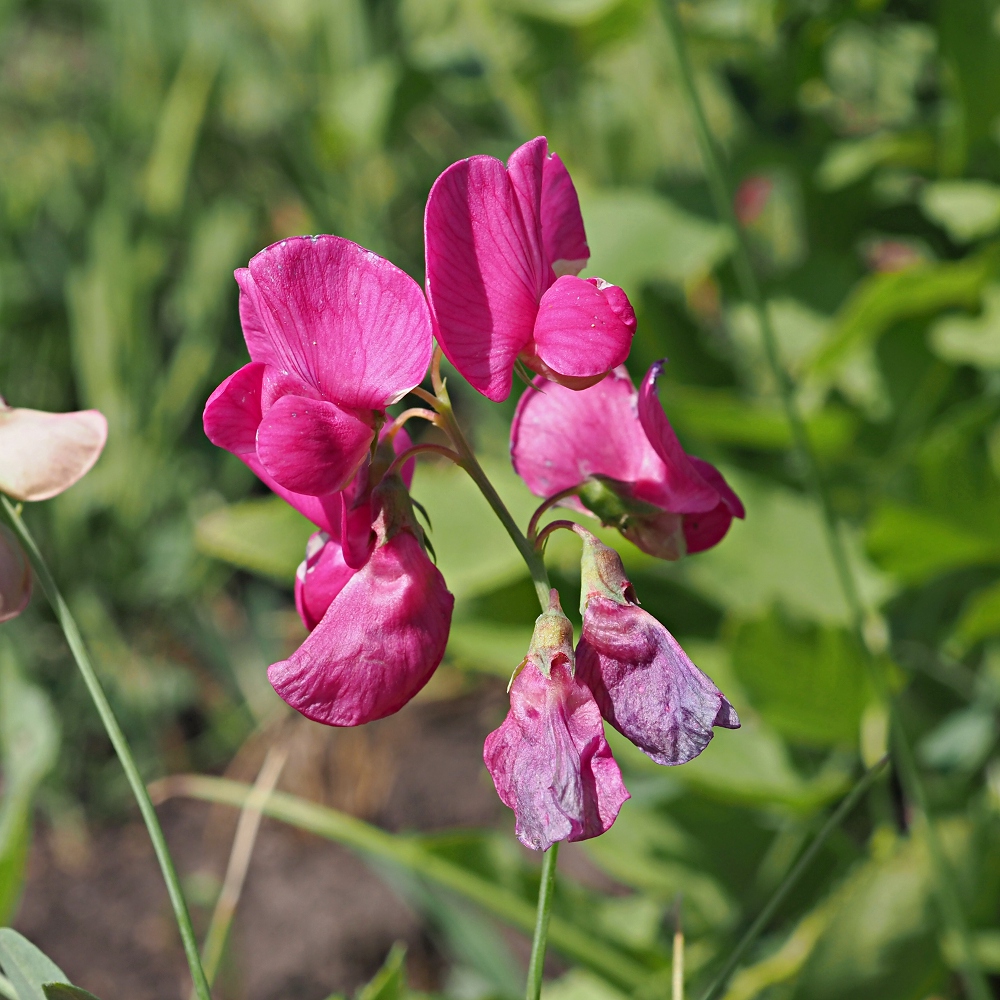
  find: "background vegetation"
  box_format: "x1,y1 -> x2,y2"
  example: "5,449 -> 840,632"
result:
3,0 -> 1000,997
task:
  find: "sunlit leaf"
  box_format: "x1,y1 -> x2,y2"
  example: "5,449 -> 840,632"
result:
919,181 -> 1000,244
0,929 -> 66,1000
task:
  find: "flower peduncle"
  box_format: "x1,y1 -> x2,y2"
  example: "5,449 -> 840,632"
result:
385,442 -> 462,478
527,486 -> 581,544
385,408 -> 441,442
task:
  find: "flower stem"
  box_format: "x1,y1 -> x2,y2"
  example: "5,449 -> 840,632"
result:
0,496 -> 213,1000
385,442 -> 462,477
527,487 -> 581,544
525,842 -> 560,1000
658,6 -> 989,997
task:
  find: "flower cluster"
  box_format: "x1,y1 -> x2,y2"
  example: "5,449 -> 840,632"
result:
203,136 -> 743,850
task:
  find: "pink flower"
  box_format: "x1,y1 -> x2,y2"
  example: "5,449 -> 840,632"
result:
424,136 -> 636,402
269,474 -> 454,727
484,591 -> 629,851
203,236 -> 432,498
511,361 -> 744,558
573,529 -> 739,765
0,524 -> 30,624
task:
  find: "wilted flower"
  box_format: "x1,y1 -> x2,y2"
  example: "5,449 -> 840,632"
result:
573,528 -> 739,765
0,524 -> 30,624
425,136 -> 636,402
0,400 -> 107,502
511,362 -> 744,558
484,591 -> 629,851
203,235 -> 432,498
269,474 -> 454,727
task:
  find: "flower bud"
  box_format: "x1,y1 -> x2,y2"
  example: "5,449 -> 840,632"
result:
574,529 -> 739,765
0,524 -> 30,623
484,591 -> 629,851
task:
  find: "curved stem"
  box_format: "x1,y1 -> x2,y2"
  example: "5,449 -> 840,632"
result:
527,487 -> 581,543
385,408 -> 440,441
411,385 -> 442,410
385,443 -> 462,477
525,842 -> 560,1000
533,519 -> 579,551
658,6 -> 989,998
431,343 -> 446,396
1,496 -> 213,1000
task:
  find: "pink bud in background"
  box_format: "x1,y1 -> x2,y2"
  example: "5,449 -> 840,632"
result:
269,475 -> 454,727
484,591 -> 629,851
573,529 -> 739,766
0,524 -> 30,623
425,136 -> 635,401
0,400 -> 107,502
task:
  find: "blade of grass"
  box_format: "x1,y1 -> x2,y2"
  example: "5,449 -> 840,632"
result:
0,497 -> 212,1000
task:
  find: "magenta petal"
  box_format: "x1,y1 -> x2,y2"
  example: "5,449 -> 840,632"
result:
295,532 -> 357,631
270,531 -> 454,726
238,236 -> 432,410
425,154 -> 546,402
532,276 -> 634,381
511,367 -> 653,500
541,151 -> 589,275
681,457 -> 745,554
484,659 -> 629,851
0,524 -> 30,623
203,362 -> 266,455
577,597 -> 739,766
637,362 -> 720,514
256,395 -> 374,496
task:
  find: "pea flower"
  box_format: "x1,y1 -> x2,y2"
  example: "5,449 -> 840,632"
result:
484,591 -> 629,851
425,136 -> 636,402
0,524 -> 30,624
511,361 -> 744,559
574,528 -> 739,765
269,474 -> 454,727
203,235 -> 432,498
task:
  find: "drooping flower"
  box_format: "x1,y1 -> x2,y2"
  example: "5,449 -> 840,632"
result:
511,361 -> 744,558
484,591 -> 629,851
0,524 -> 30,624
203,236 -> 432,499
0,400 -> 107,502
425,136 -> 636,402
573,528 -> 739,766
269,473 -> 454,727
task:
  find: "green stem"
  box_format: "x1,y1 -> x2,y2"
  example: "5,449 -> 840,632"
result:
525,843 -> 559,1000
1,497 -> 213,1000
658,8 -> 990,999
698,756 -> 889,1000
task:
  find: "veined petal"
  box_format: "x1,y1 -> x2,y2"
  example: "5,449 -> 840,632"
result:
270,530 -> 454,726
295,532 -> 357,631
238,236 -> 432,410
425,154 -> 547,402
510,367 -> 652,500
530,276 -> 634,382
540,150 -> 589,275
682,457 -> 745,554
256,395 -> 374,496
0,405 -> 107,502
203,362 -> 266,455
637,362 -> 720,514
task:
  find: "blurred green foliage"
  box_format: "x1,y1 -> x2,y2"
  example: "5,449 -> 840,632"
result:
3,0 -> 1000,996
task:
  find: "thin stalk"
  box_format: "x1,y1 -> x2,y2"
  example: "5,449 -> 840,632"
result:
385,442 -> 462,477
658,7 -> 990,998
698,756 -> 889,1000
527,487 -> 580,544
672,898 -> 684,1000
525,843 -> 559,1000
0,496 -> 212,1000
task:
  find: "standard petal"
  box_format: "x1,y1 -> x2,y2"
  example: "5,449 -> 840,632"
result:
637,362 -> 720,514
681,457 -> 745,554
295,532 -> 357,631
203,362 -> 266,455
510,367 -> 653,500
0,405 -> 107,502
530,276 -> 635,383
256,395 -> 374,496
484,659 -> 629,851
239,236 -> 432,409
269,531 -> 454,726
425,155 -> 547,402
0,524 -> 30,623
540,150 -> 589,275
578,597 -> 739,766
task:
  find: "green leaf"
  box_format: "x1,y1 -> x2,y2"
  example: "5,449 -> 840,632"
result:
929,283 -> 1000,370
815,132 -> 933,192
950,578 -> 1000,653
0,930 -> 67,1000
919,182 -> 1000,244
918,704 -> 997,771
42,985 -> 104,1000
731,610 -> 872,748
356,942 -> 407,1000
194,495 -> 314,584
542,970 -> 628,1000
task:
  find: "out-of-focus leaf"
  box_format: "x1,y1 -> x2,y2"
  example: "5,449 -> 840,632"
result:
950,579 -> 1000,653
542,970 -> 627,1000
815,132 -> 933,192
919,182 -> 1000,244
918,704 -> 997,771
42,985 -> 104,1000
866,503 -> 1000,584
446,620 -> 532,678
500,0 -> 625,27
731,610 -> 872,748
356,942 -> 407,1000
943,929 -> 1000,973
929,283 -> 1000,370
579,188 -> 734,301
195,496 -> 314,584
0,929 -> 66,1000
